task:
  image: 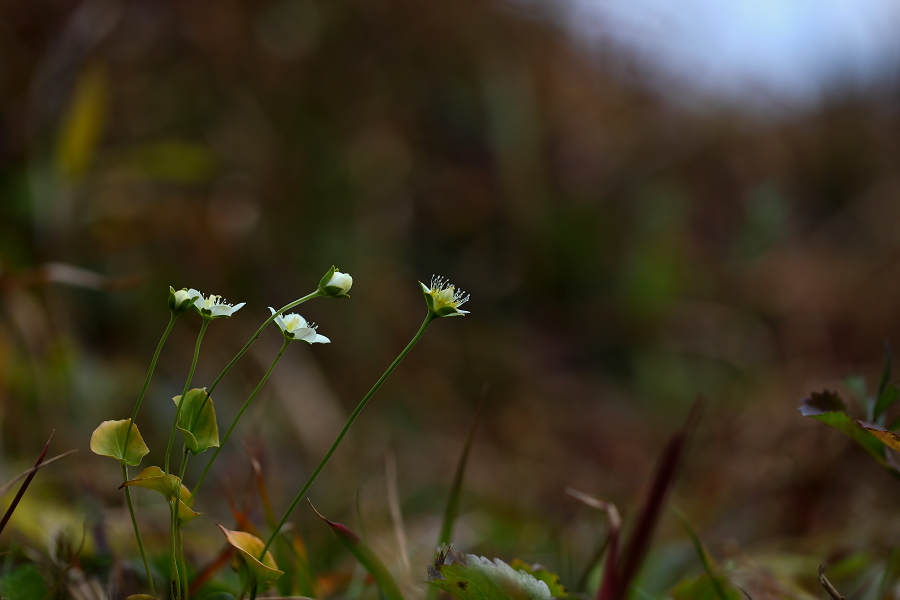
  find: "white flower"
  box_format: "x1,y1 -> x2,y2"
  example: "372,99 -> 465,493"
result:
269,307 -> 331,344
318,266 -> 352,298
420,275 -> 470,317
169,287 -> 200,314
189,289 -> 245,318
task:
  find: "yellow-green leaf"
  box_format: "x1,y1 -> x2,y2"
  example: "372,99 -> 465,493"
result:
510,560 -> 568,598
120,466 -> 181,498
121,466 -> 201,523
90,420 -> 149,466
218,525 -> 283,590
177,485 -> 202,523
173,388 -> 220,455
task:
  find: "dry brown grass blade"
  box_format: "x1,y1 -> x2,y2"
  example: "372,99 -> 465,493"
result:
818,564 -> 847,600
597,400 -> 701,600
0,449 -> 78,497
0,430 -> 54,535
567,488 -> 622,600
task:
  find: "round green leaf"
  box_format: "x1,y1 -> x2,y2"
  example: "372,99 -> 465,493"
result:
90,420 -> 149,466
218,524 -> 284,590
173,388 -> 220,455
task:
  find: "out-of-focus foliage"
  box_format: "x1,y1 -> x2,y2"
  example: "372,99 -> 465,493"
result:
4,0 -> 900,597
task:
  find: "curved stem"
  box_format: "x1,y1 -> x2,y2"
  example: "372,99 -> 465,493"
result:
192,337 -> 292,499
259,313 -> 435,559
165,318 -> 210,474
122,465 -> 155,595
193,291 -> 321,420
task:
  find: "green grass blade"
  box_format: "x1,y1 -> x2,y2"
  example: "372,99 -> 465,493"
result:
310,501 -> 405,600
438,397 -> 484,546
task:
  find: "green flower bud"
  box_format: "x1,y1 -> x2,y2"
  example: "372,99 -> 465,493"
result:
318,266 -> 353,298
169,286 -> 198,314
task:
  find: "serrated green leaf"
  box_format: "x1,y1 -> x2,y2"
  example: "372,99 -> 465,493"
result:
311,503 -> 405,600
429,554 -> 552,600
218,524 -> 283,590
173,388 -> 220,455
799,391 -> 887,466
90,420 -> 149,466
510,560 -> 568,598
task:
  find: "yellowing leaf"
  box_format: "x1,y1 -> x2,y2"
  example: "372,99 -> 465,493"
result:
510,560 -> 568,598
121,467 -> 201,523
121,466 -> 181,498
90,420 -> 149,466
218,524 -> 283,590
177,485 -> 202,523
859,424 -> 900,452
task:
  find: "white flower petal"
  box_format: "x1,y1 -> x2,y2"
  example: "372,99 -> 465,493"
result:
294,328 -> 318,343
311,334 -> 331,344
269,307 -> 287,332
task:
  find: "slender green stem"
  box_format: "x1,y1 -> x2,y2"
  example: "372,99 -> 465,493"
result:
192,337 -> 292,499
259,314 -> 435,559
169,500 -> 181,599
123,312 -> 177,454
193,291 -> 321,420
173,449 -> 190,599
178,525 -> 189,600
122,465 -> 155,595
165,318 -> 210,474
121,313 -> 176,595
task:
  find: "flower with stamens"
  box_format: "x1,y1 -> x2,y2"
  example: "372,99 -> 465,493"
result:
169,287 -> 200,314
318,266 -> 353,298
269,307 -> 330,344
189,289 -> 245,319
420,275 -> 470,317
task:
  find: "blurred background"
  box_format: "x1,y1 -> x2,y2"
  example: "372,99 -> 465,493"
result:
4,0 -> 900,596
